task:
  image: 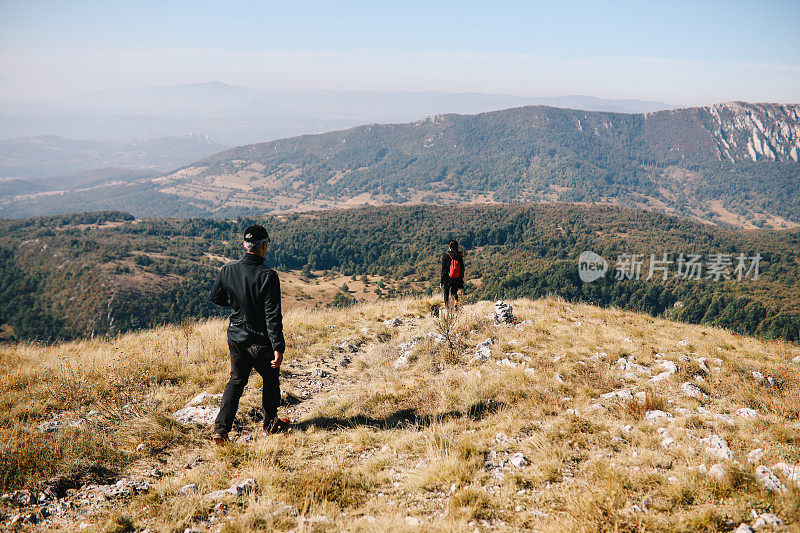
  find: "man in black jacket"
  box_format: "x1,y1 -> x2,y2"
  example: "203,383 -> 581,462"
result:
440,240 -> 465,308
210,224 -> 287,443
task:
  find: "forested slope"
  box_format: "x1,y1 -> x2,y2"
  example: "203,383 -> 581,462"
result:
1,204 -> 799,343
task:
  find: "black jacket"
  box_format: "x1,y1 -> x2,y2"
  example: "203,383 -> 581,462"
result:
210,253 -> 285,351
441,251 -> 465,288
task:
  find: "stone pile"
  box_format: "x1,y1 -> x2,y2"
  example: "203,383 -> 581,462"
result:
492,301 -> 514,324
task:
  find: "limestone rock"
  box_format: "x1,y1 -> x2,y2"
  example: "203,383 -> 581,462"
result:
393,354 -> 409,369
295,515 -> 332,533
700,435 -> 733,460
508,452 -> 528,468
496,358 -> 516,368
173,406 -> 220,425
94,479 -> 149,499
207,478 -> 258,499
383,317 -> 403,327
737,407 -> 759,419
708,463 -> 726,480
755,466 -> 787,493
179,483 -> 199,495
681,382 -> 708,400
644,410 -> 674,423
470,339 -> 494,363
771,462 -> 800,484
272,503 -> 298,517
650,371 -> 672,383
187,392 -> 223,406
751,512 -> 784,530
703,435 -> 732,461
600,389 -> 634,401
747,449 -> 764,465
656,360 -> 678,374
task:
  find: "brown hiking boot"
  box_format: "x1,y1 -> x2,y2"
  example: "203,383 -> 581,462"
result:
263,417 -> 291,435
212,430 -> 229,445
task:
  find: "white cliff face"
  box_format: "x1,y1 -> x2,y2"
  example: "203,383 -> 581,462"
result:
703,102 -> 800,163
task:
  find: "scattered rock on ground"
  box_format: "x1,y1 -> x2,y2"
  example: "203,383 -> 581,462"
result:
272,503 -> 298,517
752,512 -> 784,530
755,466 -> 787,493
708,463 -> 726,479
747,449 -> 764,465
644,410 -> 674,423
600,389 -> 634,401
173,406 -> 220,425
383,317 -> 403,327
179,484 -> 199,495
187,392 -> 223,406
681,382 -> 708,400
771,462 -> 800,485
207,478 -> 258,499
508,452 -> 528,468
737,407 -> 759,419
470,339 -> 494,363
703,435 -> 732,461
656,360 -> 679,374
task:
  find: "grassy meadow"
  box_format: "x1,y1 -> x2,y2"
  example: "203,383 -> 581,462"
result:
1,297 -> 799,532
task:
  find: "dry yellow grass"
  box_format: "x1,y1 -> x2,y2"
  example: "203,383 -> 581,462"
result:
1,297 -> 799,532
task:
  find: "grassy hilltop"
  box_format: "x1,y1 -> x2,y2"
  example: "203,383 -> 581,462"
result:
1,297 -> 798,532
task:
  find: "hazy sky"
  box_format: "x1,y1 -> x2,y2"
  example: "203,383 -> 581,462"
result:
1,0 -> 798,105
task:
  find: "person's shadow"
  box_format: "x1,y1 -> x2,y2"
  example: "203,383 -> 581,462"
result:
295,399 -> 504,431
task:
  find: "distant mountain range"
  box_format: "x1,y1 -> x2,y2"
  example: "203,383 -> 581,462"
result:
0,82 -> 672,145
2,101 -> 799,227
147,101 -> 799,228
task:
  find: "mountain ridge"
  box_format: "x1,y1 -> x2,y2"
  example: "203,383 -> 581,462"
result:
153,101 -> 800,228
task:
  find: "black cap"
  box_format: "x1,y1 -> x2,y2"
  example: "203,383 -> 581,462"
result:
243,225 -> 270,244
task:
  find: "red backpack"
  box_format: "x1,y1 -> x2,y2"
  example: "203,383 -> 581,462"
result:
448,252 -> 461,278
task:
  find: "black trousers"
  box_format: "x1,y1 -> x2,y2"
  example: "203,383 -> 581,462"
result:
443,282 -> 460,306
215,339 -> 280,433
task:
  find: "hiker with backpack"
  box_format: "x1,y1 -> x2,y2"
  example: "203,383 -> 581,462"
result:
209,225 -> 290,444
440,240 -> 465,308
